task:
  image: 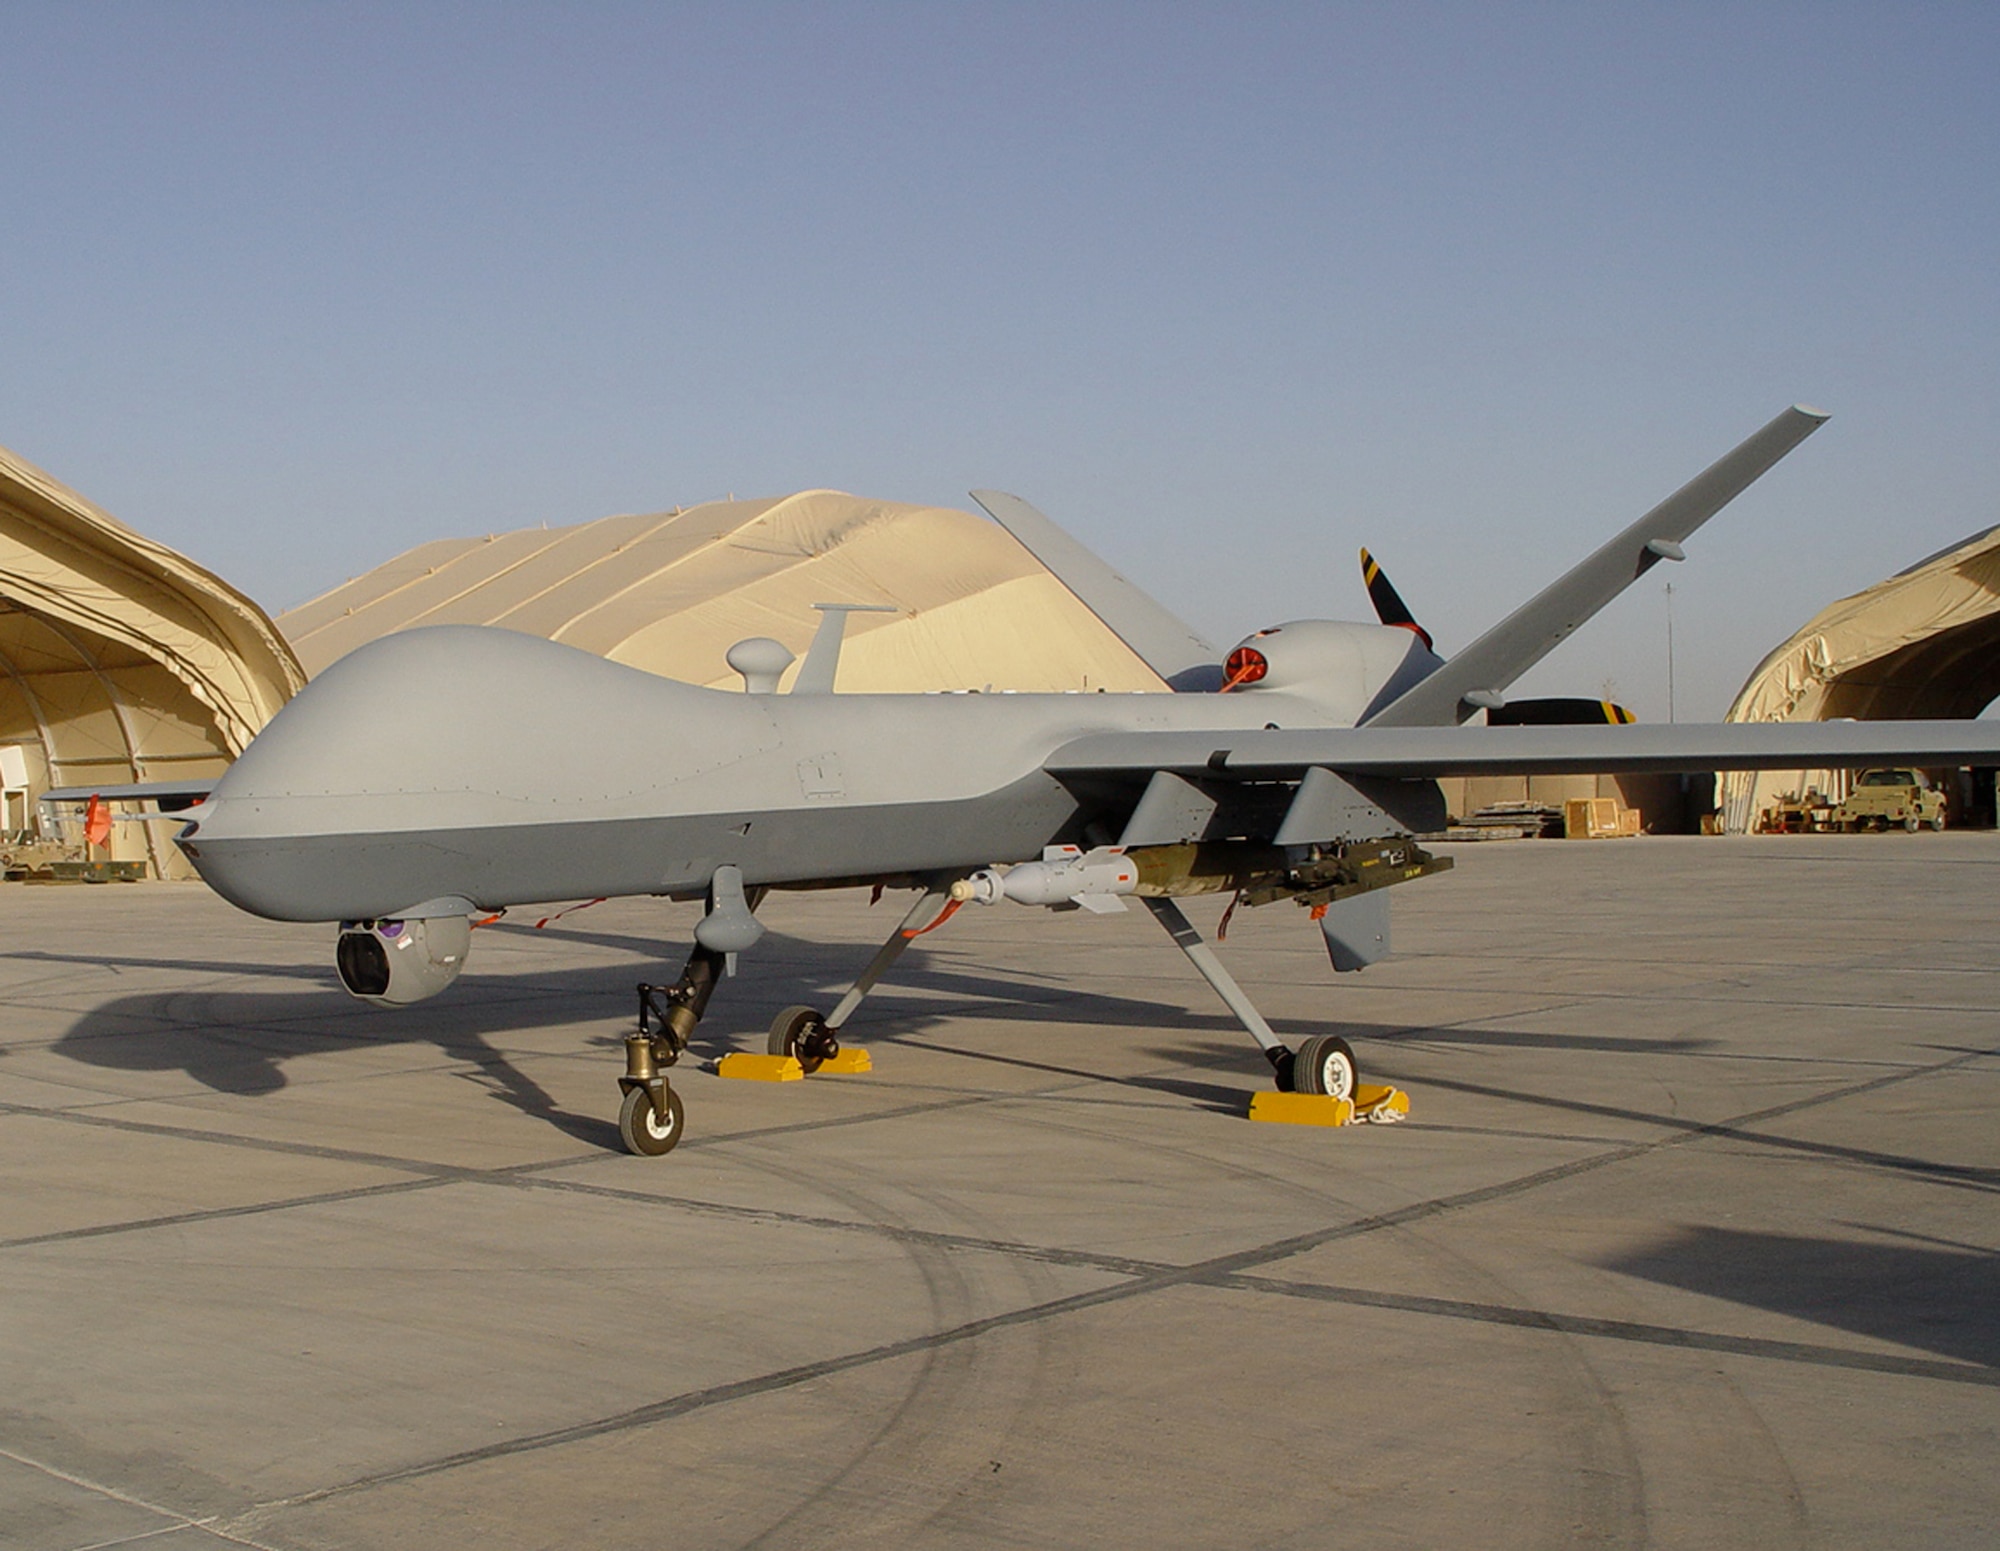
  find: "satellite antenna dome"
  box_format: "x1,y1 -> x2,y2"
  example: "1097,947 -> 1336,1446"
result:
726,636 -> 796,694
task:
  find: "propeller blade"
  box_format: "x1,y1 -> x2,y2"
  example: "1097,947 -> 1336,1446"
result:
1359,548 -> 1433,651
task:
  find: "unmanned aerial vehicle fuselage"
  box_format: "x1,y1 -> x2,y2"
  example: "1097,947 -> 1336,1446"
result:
172,406 -> 2000,1154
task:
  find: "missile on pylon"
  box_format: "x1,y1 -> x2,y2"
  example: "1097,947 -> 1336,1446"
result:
951,837 -> 1452,917
954,841 -> 1290,912
954,845 -> 1138,913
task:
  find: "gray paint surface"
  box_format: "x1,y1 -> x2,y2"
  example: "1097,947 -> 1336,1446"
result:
181,621 -> 2000,924
1049,718 -> 2000,779
179,622 -> 1422,920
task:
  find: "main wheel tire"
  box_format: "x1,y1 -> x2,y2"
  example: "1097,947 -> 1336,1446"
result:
1292,1034 -> 1357,1099
619,1085 -> 684,1156
768,1004 -> 836,1073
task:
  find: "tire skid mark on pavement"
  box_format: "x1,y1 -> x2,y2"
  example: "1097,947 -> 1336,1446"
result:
233,1035 -> 2000,1522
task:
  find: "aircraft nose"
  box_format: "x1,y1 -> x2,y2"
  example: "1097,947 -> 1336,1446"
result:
167,623 -> 748,921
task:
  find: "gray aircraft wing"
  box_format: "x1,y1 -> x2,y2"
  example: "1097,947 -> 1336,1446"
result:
970,489 -> 1221,690
1364,405 -> 1830,727
1045,719 -> 2000,781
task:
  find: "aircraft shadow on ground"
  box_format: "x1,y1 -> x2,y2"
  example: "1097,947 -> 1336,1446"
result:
34,917 -> 1766,1146
41,930 -> 1314,1144
5,946 -> 340,985
1602,1225 -> 2000,1369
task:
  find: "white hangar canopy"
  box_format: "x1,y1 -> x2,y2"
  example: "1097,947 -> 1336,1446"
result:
279,491 -> 1169,694
1720,524 -> 2000,831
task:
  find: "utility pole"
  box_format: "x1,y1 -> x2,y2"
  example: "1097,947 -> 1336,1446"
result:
1665,581 -> 1677,724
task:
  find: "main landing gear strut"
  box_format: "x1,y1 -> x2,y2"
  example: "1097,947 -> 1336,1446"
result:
617,883 -> 955,1156
1140,896 -> 1357,1100
613,873 -> 1352,1155
762,886 -> 953,1073
767,886 -> 953,1068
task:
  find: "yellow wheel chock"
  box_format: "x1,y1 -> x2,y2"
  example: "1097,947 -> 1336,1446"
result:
716,1053 -> 804,1081
716,1048 -> 873,1080
1249,1082 -> 1409,1127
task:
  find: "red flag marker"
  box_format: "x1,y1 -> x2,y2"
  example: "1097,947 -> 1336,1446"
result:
84,795 -> 112,849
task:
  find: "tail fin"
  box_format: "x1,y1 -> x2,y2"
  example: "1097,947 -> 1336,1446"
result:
1359,547 -> 1434,650
970,490 -> 1221,691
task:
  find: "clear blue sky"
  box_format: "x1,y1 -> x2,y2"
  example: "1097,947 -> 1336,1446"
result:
5,2 -> 1995,719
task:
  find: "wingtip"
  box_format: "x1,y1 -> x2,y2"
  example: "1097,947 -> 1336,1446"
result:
1791,403 -> 1831,422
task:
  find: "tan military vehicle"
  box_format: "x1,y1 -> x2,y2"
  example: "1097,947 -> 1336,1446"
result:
1835,769 -> 1947,832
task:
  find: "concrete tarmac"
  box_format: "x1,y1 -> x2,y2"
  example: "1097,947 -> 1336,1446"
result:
3,835 -> 1996,1550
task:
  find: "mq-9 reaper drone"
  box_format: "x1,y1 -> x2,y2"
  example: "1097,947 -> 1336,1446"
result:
173,407 -> 2000,1154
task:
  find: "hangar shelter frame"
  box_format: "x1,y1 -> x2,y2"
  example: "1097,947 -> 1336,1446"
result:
1720,524 -> 2000,832
0,442 -> 305,877
278,490 -> 1168,695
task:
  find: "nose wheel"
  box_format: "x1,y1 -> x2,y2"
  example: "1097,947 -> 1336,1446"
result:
618,983 -> 691,1157
618,1083 -> 685,1155
615,944 -> 730,1158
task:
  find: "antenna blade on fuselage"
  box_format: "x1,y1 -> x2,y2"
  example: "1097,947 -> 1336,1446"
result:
970,490 -> 1220,691
1364,405 -> 1830,727
791,603 -> 897,695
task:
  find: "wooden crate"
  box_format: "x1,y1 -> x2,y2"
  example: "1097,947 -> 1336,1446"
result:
1564,797 -> 1622,839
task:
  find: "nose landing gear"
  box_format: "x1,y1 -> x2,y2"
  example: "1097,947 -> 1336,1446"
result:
617,971 -> 715,1155
616,873 -> 769,1157
618,1080 -> 685,1155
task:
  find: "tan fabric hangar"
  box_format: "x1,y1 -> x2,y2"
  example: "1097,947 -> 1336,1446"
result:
1720,524 -> 2000,832
0,469 -> 1169,882
279,491 -> 1167,694
0,442 -> 305,878
30,436 -> 1986,861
